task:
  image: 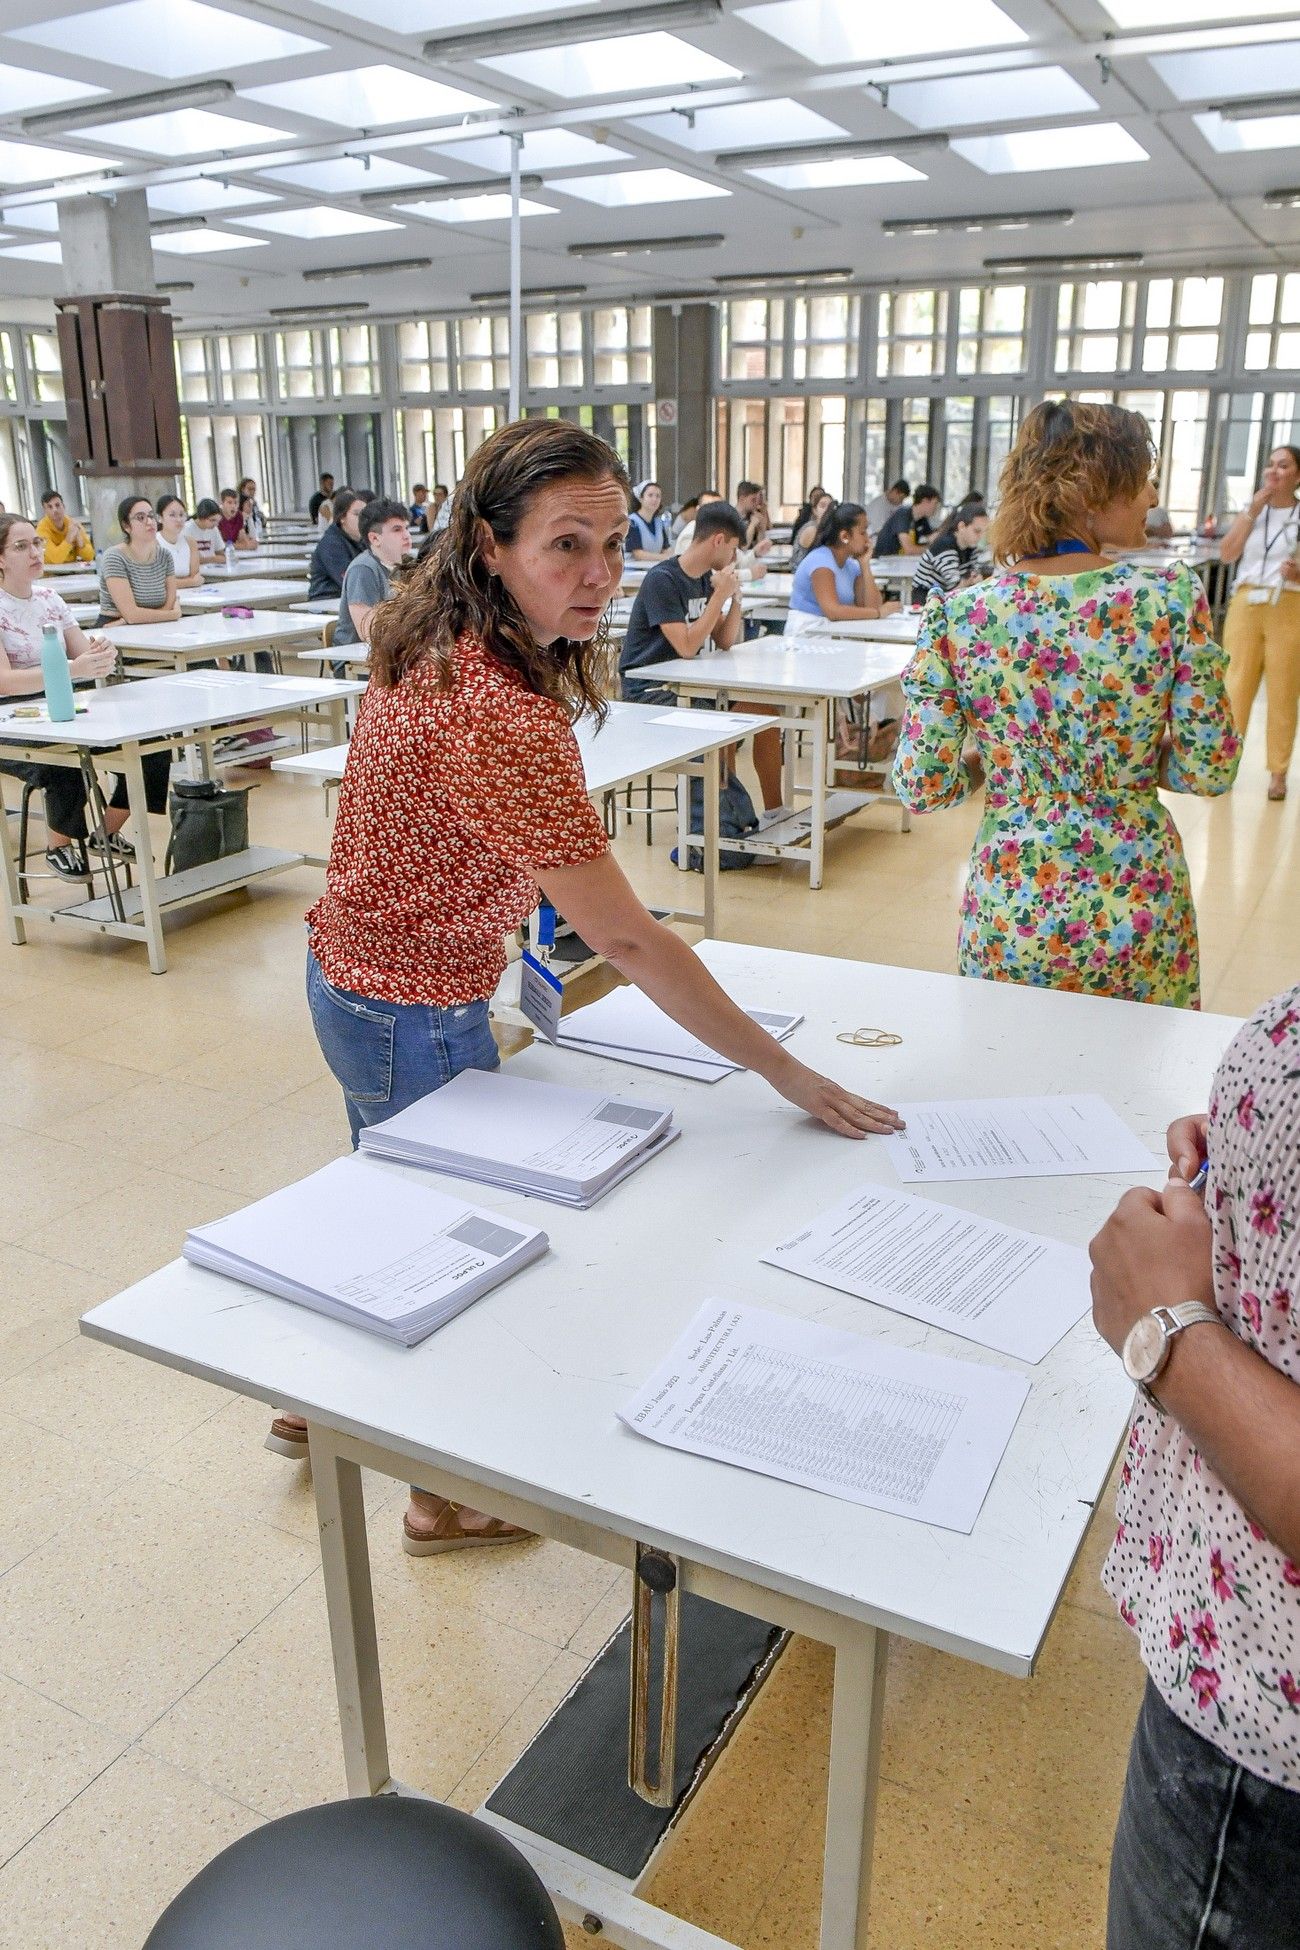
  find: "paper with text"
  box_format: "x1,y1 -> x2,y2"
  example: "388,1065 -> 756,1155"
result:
619,1301 -> 1029,1532
763,1185 -> 1091,1363
884,1094 -> 1158,1183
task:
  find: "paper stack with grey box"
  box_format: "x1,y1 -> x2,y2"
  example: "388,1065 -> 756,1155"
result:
358,1069 -> 679,1207
182,1155 -> 548,1346
557,985 -> 803,1082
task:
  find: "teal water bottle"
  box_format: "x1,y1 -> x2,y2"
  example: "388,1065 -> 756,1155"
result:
40,625 -> 75,721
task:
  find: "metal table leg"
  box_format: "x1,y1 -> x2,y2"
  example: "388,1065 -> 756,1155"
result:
701,745 -> 720,937
809,699 -> 829,891
309,1424 -> 392,1797
819,1624 -> 888,1950
121,741 -> 167,974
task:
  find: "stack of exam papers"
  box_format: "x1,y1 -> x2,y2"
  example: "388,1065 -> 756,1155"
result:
358,1069 -> 679,1207
557,986 -> 803,1082
183,1156 -> 548,1346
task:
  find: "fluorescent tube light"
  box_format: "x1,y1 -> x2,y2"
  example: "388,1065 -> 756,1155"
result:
302,256 -> 433,280
882,207 -> 1073,236
568,231 -> 723,255
470,282 -> 586,301
357,172 -> 541,205
425,0 -> 721,64
717,132 -> 946,169
150,214 -> 208,234
712,266 -> 852,285
22,79 -> 234,138
983,250 -> 1143,273
1213,93 -> 1300,122
156,279 -> 194,292
1264,184 -> 1300,206
271,301 -> 368,317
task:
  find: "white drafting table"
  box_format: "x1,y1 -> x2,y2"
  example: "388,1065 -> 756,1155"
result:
0,670 -> 363,973
637,641 -> 916,888
38,558 -> 96,577
202,555 -> 318,580
80,941 -> 1239,1950
290,597 -> 341,617
179,579 -> 310,614
36,571 -> 100,601
106,609 -> 327,674
871,554 -> 917,603
273,700 -> 770,941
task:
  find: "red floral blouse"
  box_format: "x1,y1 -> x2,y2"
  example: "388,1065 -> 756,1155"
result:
307,631 -> 608,1006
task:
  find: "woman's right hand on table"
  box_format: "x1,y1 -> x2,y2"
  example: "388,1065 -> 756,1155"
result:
69,643 -> 117,681
769,1052 -> 904,1139
1167,1112 -> 1209,1182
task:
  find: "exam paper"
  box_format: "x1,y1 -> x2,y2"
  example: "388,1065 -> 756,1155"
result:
558,985 -> 801,1070
619,1301 -> 1029,1533
884,1094 -> 1159,1183
763,1186 -> 1091,1363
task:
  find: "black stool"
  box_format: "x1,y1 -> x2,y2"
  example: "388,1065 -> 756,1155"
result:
143,1795 -> 564,1949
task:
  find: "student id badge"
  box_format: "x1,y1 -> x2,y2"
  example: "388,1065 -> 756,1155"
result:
1247,586 -> 1273,605
519,950 -> 564,1043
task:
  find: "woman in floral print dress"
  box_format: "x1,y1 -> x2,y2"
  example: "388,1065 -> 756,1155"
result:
892,401 -> 1240,1007
1090,990 -> 1300,1946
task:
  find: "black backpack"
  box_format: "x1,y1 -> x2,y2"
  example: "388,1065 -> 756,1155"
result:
672,771 -> 759,872
165,778 -> 252,874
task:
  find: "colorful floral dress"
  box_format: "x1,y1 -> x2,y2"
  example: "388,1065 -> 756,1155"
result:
1103,988 -> 1300,1788
891,564 -> 1240,1007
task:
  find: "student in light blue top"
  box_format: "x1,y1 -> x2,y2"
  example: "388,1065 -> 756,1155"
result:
624,480 -> 673,561
785,500 -> 895,636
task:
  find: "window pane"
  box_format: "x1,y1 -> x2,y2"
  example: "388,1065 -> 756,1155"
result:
1142,333 -> 1170,373
1250,274 -> 1278,326
1146,281 -> 1172,330
986,285 -> 1025,333
1082,281 -> 1123,331
0,330 -> 16,404
1279,331 -> 1300,368
25,331 -> 63,403
1282,276 -> 1300,325
1245,330 -> 1271,370
1173,331 -> 1218,371
175,336 -> 211,401
1177,277 -> 1222,328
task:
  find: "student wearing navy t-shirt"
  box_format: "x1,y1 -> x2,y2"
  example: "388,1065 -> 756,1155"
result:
873,485 -> 941,559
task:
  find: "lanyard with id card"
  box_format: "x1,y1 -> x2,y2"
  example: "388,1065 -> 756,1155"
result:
519,902 -> 563,1043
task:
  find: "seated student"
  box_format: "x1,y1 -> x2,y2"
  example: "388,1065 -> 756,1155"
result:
237,476 -> 267,542
873,484 -> 941,559
216,487 -> 257,554
308,471 -> 335,526
335,497 -> 410,649
674,489 -> 768,584
181,497 -> 224,566
308,487 -> 367,600
620,499 -> 785,823
430,483 -> 451,533
408,483 -> 430,533
910,502 -> 989,607
790,482 -> 826,540
737,479 -> 772,553
792,488 -> 834,570
1145,502 -> 1175,542
786,500 -> 895,634
670,493 -> 703,541
98,495 -> 181,625
0,511 -> 168,875
625,480 -> 673,561
34,488 -> 94,565
155,495 -> 203,588
865,477 -> 911,537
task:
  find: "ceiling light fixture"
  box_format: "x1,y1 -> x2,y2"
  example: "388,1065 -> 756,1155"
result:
302,256 -> 433,280
271,301 -> 369,317
470,282 -> 587,302
983,250 -> 1144,273
149,213 -> 208,234
156,280 -> 194,292
568,231 -> 724,256
712,266 -> 852,285
1212,93 -> 1300,122
358,172 -> 542,205
22,79 -> 235,138
882,207 -> 1073,236
424,0 -> 722,65
717,132 -> 947,169
1264,184 -> 1300,206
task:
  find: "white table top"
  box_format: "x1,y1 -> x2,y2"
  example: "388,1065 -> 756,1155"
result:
782,614 -> 920,646
871,554 -> 918,581
297,643 -> 366,667
37,572 -> 100,601
290,597 -> 340,616
0,668 -> 364,749
81,940 -> 1238,1673
202,556 -> 315,579
273,698 -> 771,794
180,579 -> 310,612
106,610 -> 328,656
638,641 -> 914,700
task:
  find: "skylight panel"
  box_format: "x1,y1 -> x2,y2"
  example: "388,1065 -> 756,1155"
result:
398,193 -> 556,222
73,109 -> 288,155
0,239 -> 62,262
147,180 -> 279,215
889,67 -> 1097,131
736,0 -> 1025,66
0,64 -> 105,116
1,202 -> 59,230
1102,0 -> 1297,24
9,0 -> 324,79
748,156 -> 926,190
258,157 -> 445,195
953,122 -> 1149,173
433,130 -> 629,172
553,168 -> 730,206
632,99 -> 847,151
240,66 -> 492,127
236,206 -> 402,238
152,226 -> 270,253
0,137 -> 112,184
1153,44 -> 1300,105
483,32 -> 740,97
1194,110 -> 1300,153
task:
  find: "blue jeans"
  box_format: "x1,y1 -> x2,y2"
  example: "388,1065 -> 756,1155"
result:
305,949 -> 499,1148
1109,1680 -> 1300,1949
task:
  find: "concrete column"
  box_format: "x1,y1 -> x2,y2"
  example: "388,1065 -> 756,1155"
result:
56,190 -> 182,551
651,302 -> 715,507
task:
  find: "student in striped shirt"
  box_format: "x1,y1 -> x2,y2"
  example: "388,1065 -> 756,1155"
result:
911,502 -> 989,607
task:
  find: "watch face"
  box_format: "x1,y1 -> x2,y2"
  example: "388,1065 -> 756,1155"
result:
1124,1313 -> 1166,1384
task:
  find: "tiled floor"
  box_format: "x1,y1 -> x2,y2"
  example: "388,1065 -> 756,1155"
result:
0,716 -> 1293,1949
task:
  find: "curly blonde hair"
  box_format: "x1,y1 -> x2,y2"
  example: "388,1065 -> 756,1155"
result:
990,400 -> 1155,565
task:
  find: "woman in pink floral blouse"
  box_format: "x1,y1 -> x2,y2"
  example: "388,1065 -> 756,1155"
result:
1090,988 -> 1300,1947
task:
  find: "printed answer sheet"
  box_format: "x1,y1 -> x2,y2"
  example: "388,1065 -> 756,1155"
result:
619,1301 -> 1029,1533
763,1186 -> 1090,1363
884,1093 -> 1159,1183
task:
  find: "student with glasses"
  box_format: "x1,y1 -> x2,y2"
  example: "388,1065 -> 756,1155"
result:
97,495 -> 181,627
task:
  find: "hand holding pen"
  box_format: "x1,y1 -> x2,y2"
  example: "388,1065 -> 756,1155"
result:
1167,1113 -> 1209,1193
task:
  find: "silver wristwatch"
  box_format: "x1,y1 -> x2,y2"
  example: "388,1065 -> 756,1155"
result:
1122,1301 -> 1221,1405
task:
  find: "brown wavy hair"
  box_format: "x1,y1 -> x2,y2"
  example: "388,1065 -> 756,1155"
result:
990,400 -> 1155,565
369,417 -> 629,718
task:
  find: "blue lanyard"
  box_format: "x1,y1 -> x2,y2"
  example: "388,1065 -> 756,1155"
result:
1048,539 -> 1091,555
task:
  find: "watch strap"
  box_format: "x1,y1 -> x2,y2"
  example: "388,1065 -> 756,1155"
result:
1140,1302 -> 1221,1407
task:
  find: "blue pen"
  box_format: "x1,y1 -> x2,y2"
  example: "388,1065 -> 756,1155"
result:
1187,1161 -> 1209,1194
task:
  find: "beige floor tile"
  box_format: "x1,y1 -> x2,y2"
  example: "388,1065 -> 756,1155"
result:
55,1073 -> 252,1175
0,1243 -> 113,1381
0,1128 -> 155,1248
0,1749 -> 260,1950
0,984 -> 131,1054
164,1027 -> 328,1105
0,1412 -> 132,1578
0,1674 -> 129,1867
0,1045 -> 145,1135
59,1004 -> 240,1078
445,1648 -> 588,1813
177,1102 -> 351,1200
15,1167 -> 240,1289
0,1332 -> 227,1466
564,1580 -> 632,1661
0,1473 -> 316,1739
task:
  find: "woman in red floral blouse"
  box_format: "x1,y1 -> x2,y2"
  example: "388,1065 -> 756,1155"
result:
284,419 -> 902,1552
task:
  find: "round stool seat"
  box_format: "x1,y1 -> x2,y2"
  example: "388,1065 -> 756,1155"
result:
144,1795 -> 563,1949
